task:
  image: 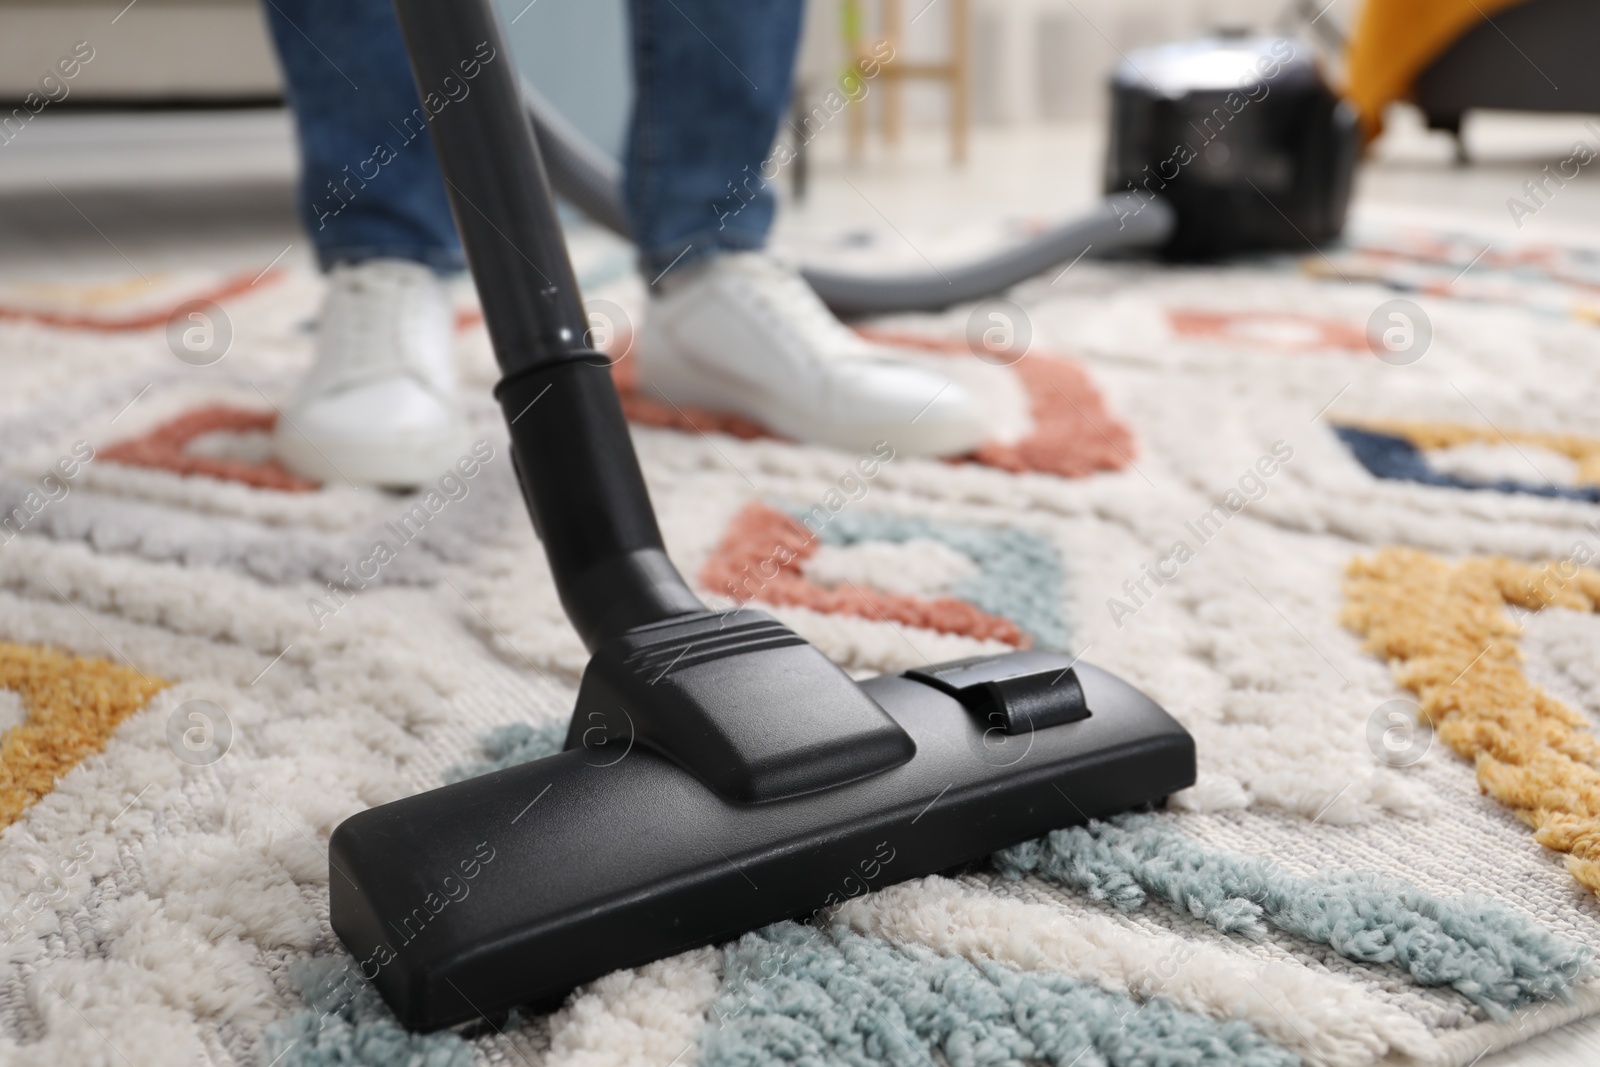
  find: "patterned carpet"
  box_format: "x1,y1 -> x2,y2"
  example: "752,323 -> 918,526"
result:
2,222 -> 1600,1066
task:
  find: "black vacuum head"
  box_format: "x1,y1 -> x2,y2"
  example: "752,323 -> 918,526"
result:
330,611 -> 1194,1031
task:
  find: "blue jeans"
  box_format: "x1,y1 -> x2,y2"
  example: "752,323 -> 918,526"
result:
263,0 -> 803,278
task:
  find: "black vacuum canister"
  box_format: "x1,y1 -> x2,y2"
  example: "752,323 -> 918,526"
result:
1105,33 -> 1358,260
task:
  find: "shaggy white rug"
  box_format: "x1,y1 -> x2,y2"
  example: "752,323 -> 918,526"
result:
2,221 -> 1599,1067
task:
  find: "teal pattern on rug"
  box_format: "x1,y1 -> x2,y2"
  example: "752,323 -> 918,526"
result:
401,732 -> 1590,1063
442,719 -> 567,782
700,922 -> 1297,1067
793,507 -> 1069,651
259,958 -> 471,1067
994,814 -> 1593,1017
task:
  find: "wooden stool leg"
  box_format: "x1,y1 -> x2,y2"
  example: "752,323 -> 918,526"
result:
882,0 -> 902,148
950,0 -> 969,164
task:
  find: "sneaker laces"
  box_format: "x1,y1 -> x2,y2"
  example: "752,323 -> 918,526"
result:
725,254 -> 880,362
303,261 -> 453,398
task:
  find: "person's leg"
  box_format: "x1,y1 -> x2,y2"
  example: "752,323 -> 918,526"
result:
262,0 -> 467,486
626,0 -> 988,457
263,0 -> 462,272
624,0 -> 804,280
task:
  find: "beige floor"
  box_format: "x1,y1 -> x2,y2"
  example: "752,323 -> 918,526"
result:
2,102 -> 1599,1065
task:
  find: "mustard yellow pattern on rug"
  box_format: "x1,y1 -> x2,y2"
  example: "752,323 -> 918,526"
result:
1346,418 -> 1600,485
1345,547 -> 1600,894
0,274 -> 171,307
0,643 -> 167,829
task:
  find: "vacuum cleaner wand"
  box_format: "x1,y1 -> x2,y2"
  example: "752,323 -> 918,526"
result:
381,0 -> 703,650
328,0 -> 1195,1031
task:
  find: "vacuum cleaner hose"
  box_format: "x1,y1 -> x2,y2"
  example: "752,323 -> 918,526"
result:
521,79 -> 1176,315
798,195 -> 1174,315
523,79 -> 635,239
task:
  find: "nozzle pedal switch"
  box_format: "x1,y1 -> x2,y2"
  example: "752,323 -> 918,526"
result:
905,651 -> 1090,734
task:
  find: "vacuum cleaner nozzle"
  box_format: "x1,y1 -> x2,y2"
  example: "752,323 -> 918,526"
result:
566,608 -> 915,803
337,0 -> 1197,1032
330,627 -> 1194,1030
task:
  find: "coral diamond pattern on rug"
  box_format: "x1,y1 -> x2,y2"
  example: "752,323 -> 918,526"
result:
698,501 -> 1067,650
611,328 -> 1139,480
100,405 -> 318,492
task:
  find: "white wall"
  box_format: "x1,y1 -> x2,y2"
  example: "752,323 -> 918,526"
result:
494,0 -> 632,159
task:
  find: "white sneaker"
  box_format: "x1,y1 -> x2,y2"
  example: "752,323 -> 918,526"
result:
636,252 -> 988,457
274,258 -> 469,488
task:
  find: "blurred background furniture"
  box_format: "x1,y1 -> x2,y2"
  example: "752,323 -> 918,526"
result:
1413,0 -> 1600,162
0,0 -> 634,152
1345,0 -> 1600,163
841,0 -> 971,164
0,0 -> 280,105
